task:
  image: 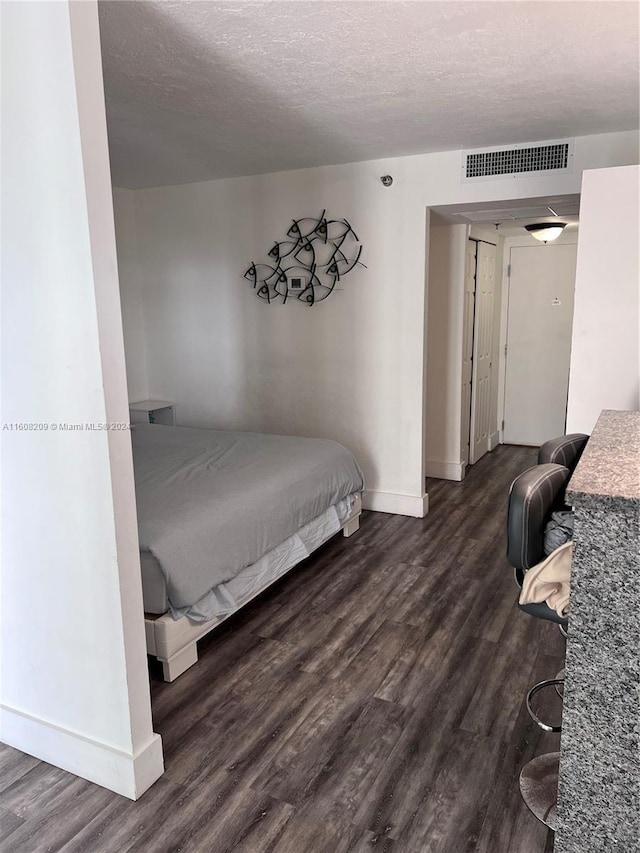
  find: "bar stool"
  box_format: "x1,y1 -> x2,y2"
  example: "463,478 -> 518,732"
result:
506,462 -> 572,830
537,433 -> 589,469
536,433 -> 589,685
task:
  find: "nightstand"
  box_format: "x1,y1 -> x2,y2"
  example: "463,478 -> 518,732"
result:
129,400 -> 176,426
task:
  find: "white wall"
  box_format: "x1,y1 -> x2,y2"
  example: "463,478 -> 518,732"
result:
567,165 -> 640,433
425,222 -> 468,479
113,189 -> 149,402
0,0 -> 162,799
117,131 -> 639,516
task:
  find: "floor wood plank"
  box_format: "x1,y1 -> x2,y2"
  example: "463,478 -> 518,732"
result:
0,745 -> 40,795
392,730 -> 506,853
474,649 -> 561,853
353,633 -> 499,837
250,621 -> 416,806
58,777 -> 186,853
1,769 -> 115,853
0,763 -> 88,821
0,805 -> 25,846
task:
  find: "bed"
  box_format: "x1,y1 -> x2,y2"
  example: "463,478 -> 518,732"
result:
132,423 -> 364,681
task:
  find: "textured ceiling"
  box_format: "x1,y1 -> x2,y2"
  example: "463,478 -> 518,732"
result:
98,1 -> 640,189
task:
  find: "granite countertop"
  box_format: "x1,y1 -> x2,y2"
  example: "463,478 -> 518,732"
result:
567,409 -> 640,506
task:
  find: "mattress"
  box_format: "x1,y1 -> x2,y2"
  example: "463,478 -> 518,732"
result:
132,423 -> 364,614
141,494 -> 358,622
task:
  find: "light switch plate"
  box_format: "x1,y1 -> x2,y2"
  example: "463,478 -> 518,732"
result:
288,275 -> 307,291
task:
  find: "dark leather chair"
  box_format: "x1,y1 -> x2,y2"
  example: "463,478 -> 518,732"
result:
507,462 -> 571,628
506,461 -> 573,831
507,437 -> 589,830
537,433 -> 589,471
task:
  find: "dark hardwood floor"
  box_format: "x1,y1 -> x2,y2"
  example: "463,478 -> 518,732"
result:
0,445 -> 562,852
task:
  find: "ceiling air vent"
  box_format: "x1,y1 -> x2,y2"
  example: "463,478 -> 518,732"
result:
462,139 -> 574,183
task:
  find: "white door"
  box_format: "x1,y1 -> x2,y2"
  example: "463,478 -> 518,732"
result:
503,243 -> 578,446
461,240 -> 477,466
469,241 -> 497,464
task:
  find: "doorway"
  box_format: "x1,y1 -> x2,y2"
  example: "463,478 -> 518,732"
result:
503,242 -> 578,445
425,194 -> 580,483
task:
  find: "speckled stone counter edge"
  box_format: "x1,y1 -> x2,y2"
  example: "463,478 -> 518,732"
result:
566,409 -> 640,506
555,410 -> 640,853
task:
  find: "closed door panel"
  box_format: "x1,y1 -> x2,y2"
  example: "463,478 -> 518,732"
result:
461,240 -> 477,465
469,241 -> 496,464
503,243 -> 577,446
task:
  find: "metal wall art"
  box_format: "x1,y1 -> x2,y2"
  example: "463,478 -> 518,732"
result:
243,211 -> 365,306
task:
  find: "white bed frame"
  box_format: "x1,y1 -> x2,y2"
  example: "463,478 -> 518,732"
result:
145,494 -> 362,681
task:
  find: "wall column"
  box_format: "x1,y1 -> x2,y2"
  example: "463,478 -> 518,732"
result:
1,0 -> 163,799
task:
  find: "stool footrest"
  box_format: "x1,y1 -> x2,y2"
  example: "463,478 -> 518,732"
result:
526,678 -> 564,732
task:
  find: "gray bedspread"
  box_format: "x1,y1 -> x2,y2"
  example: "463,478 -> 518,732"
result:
131,424 -> 364,609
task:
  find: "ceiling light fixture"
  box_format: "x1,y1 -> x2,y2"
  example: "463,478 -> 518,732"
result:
525,222 -> 567,244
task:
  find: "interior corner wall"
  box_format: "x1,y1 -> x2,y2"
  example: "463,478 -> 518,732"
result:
566,165 -> 640,433
1,0 -> 162,799
112,188 -> 149,403
114,129 -> 639,516
425,223 -> 468,480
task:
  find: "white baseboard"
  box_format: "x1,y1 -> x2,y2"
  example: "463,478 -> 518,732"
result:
489,431 -> 500,451
425,459 -> 466,481
0,703 -> 164,800
363,490 -> 429,517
